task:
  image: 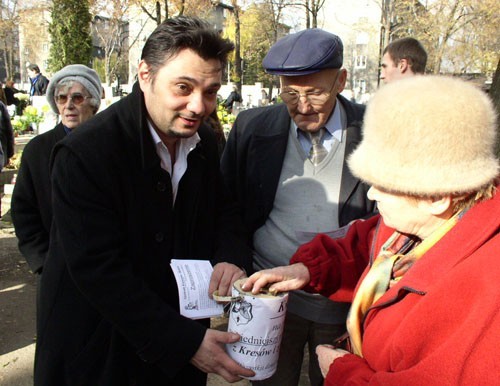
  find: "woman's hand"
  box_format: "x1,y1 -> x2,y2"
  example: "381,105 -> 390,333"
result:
316,345 -> 350,378
241,263 -> 310,294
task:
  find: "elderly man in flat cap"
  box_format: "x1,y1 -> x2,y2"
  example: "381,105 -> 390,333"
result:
221,29 -> 376,386
12,64 -> 103,277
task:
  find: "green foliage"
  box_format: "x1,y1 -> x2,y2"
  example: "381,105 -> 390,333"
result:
216,103 -> 236,125
216,102 -> 236,137
224,1 -> 288,88
11,106 -> 45,134
92,58 -> 106,84
93,54 -> 129,86
48,0 -> 93,72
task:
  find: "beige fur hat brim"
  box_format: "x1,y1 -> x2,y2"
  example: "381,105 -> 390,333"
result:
348,75 -> 499,196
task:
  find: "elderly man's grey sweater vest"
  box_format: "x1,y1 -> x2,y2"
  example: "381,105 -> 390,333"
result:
253,126 -> 351,323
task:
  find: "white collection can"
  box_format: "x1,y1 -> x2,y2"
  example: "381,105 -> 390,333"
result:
226,278 -> 289,380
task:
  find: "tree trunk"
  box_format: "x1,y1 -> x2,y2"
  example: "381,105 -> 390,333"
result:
2,49 -> 10,80
305,0 -> 310,28
378,0 -> 394,86
311,0 -> 318,28
178,0 -> 185,15
232,2 -> 242,93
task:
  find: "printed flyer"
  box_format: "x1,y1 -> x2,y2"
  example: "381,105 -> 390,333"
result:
170,259 -> 224,319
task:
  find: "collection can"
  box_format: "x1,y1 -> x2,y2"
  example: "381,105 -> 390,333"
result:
226,278 -> 288,380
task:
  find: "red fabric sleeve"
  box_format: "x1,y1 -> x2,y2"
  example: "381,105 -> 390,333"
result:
325,354 -> 375,385
290,215 -> 380,302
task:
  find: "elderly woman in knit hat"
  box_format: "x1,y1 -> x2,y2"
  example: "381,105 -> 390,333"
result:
12,64 -> 102,276
242,76 -> 499,385
46,64 -> 102,130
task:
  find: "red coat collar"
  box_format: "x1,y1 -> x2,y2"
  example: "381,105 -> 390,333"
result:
381,189 -> 500,296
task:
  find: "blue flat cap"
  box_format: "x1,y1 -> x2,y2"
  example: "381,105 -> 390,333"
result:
263,29 -> 343,76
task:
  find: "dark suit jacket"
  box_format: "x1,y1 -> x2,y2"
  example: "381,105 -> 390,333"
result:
34,83 -> 251,386
30,74 -> 49,96
12,123 -> 67,273
221,95 -> 376,245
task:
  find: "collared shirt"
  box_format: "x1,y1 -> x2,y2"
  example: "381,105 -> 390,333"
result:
295,97 -> 344,154
148,121 -> 200,203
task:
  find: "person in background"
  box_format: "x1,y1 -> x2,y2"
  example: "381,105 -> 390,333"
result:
0,82 -> 7,105
223,85 -> 242,113
380,37 -> 427,83
243,75 -> 499,385
12,64 -> 103,276
259,89 -> 269,106
0,100 -> 14,218
221,28 -> 376,386
33,16 -> 253,386
4,80 -> 20,107
27,63 -> 49,96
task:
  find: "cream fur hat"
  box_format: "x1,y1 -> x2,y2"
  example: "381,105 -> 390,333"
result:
348,75 -> 499,195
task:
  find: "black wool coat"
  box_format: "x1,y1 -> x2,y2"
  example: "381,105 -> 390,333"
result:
0,101 -> 14,167
12,123 -> 67,273
34,83 -> 251,386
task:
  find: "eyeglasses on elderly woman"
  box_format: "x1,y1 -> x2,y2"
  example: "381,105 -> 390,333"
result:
54,93 -> 92,105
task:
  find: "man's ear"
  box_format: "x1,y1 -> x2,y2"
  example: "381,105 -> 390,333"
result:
399,59 -> 410,74
337,69 -> 348,93
137,60 -> 152,90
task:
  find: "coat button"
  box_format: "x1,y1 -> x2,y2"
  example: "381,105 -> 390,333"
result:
155,232 -> 164,242
157,181 -> 166,191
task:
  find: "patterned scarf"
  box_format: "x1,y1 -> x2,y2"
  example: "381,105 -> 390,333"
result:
346,212 -> 461,357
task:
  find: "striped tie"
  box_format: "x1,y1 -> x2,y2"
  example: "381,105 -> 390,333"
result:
309,128 -> 328,165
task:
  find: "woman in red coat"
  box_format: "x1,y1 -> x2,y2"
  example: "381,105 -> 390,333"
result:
243,76 -> 500,385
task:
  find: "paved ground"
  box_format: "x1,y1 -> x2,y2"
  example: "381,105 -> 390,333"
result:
0,219 -> 36,386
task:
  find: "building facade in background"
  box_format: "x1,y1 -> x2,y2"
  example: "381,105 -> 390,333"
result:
4,1 -> 494,103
